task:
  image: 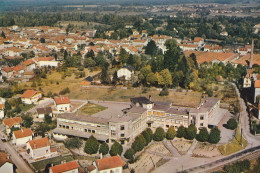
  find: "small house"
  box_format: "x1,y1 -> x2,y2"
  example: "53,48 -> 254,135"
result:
12,128 -> 33,145
21,89 -> 42,104
27,138 -> 51,159
36,107 -> 53,119
54,96 -> 71,113
0,152 -> 14,173
49,161 -> 79,173
3,117 -> 22,134
117,65 -> 134,81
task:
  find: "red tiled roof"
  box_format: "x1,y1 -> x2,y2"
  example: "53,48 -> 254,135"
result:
0,104 -> 5,110
34,57 -> 54,62
12,65 -> 24,72
3,67 -> 13,73
0,152 -> 12,167
13,128 -> 33,139
194,37 -> 203,42
23,59 -> 35,66
96,156 -> 125,171
21,89 -> 37,99
28,138 -> 50,149
255,80 -> 260,88
3,117 -> 22,128
54,96 -> 70,105
50,161 -> 79,173
86,165 -> 96,172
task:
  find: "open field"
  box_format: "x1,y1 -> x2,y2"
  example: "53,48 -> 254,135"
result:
193,143 -> 221,158
78,103 -> 106,115
171,139 -> 192,155
218,127 -> 247,156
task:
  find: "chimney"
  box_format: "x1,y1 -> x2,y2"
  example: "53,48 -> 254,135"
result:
249,39 -> 254,69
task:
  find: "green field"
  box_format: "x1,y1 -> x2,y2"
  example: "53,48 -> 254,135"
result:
79,103 -> 107,115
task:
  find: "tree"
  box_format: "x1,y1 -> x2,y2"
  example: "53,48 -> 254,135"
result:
64,138 -> 83,149
158,69 -> 172,87
112,71 -> 119,85
185,124 -> 197,140
177,126 -> 186,138
99,142 -> 109,155
4,101 -> 11,111
35,123 -> 50,137
153,127 -> 165,141
146,72 -> 158,86
1,31 -> 6,38
208,127 -> 221,144
166,126 -> 176,140
118,48 -> 129,64
84,136 -> 99,154
124,148 -> 135,160
22,115 -> 33,128
196,127 -> 209,142
84,58 -> 96,68
141,129 -> 152,145
159,86 -> 169,96
40,37 -> 45,43
100,63 -> 110,84
164,39 -> 182,72
227,118 -> 238,130
145,40 -> 158,57
131,135 -> 146,152
44,114 -> 52,124
109,141 -> 123,156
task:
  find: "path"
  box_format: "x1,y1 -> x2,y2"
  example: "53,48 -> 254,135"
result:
26,98 -> 54,114
163,140 -> 181,157
187,140 -> 198,156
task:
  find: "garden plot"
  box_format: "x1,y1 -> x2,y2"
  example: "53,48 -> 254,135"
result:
193,143 -> 221,158
171,139 -> 192,155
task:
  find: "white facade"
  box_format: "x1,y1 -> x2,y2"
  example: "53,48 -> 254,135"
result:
21,93 -> 42,104
37,61 -> 59,68
0,109 -> 4,119
26,143 -> 51,160
56,103 -> 71,113
89,167 -> 122,173
25,64 -> 36,71
53,133 -> 68,141
0,162 -> 14,173
117,68 -> 133,81
12,135 -> 32,145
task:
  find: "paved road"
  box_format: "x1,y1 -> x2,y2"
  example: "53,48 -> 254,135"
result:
26,98 -> 54,114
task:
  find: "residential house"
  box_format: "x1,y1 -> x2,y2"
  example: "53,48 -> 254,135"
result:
12,65 -> 25,78
0,152 -> 14,173
12,128 -> 33,145
21,89 -> 42,104
117,65 -> 134,81
27,138 -> 51,159
23,59 -> 36,71
193,37 -> 204,47
54,96 -> 71,113
87,156 -> 125,173
1,67 -> 13,79
179,44 -> 198,51
33,57 -> 59,68
237,48 -> 248,56
0,104 -> 5,119
3,117 -> 22,135
49,161 -> 79,173
36,107 -> 53,119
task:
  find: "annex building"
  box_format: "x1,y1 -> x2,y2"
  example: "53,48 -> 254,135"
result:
53,97 -> 220,145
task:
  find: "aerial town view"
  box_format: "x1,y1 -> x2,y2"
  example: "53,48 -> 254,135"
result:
0,0 -> 260,173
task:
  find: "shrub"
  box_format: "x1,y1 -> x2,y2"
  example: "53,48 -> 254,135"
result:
64,138 -> 82,149
99,142 -> 109,155
177,126 -> 186,138
196,127 -> 209,142
159,87 -> 169,96
141,129 -> 152,145
153,127 -> 165,141
84,136 -> 99,154
227,118 -> 238,130
109,141 -> 123,156
166,126 -> 176,140
124,148 -> 135,160
208,127 -> 221,144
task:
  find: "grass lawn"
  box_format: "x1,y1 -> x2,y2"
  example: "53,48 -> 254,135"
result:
218,127 -> 247,156
79,103 -> 107,115
19,104 -> 34,112
31,155 -> 74,171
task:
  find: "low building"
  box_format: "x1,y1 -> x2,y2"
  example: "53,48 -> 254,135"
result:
27,138 -> 51,159
36,107 -> 53,119
117,65 -> 134,81
54,96 -> 71,113
49,160 -> 79,173
0,152 -> 14,173
12,128 -> 33,145
3,117 -> 22,134
21,89 -> 42,104
87,156 -> 125,173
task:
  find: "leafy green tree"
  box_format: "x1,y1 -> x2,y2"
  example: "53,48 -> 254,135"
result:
146,128 -> 153,140
138,66 -> 152,85
44,114 -> 52,124
4,101 -> 11,111
85,50 -> 95,58
158,69 -> 172,87
177,126 -> 186,138
84,136 -> 99,154
208,127 -> 221,144
1,31 -> 6,38
109,141 -> 123,156
35,123 -> 50,137
185,124 -> 197,140
159,86 -> 169,96
145,40 -> 158,57
124,148 -> 135,160
196,127 -> 209,142
131,135 -> 146,152
84,58 -> 96,68
166,126 -> 176,140
164,39 -> 182,72
99,142 -> 109,155
227,118 -> 238,130
127,54 -> 134,66
22,115 -> 33,128
64,137 -> 82,149
153,127 -> 165,141
141,129 -> 152,145
100,63 -> 110,84
118,48 -> 129,64
146,72 -> 157,86
40,37 -> 45,43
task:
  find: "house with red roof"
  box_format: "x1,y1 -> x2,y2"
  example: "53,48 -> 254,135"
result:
0,152 -> 14,173
49,161 -> 79,173
23,59 -> 36,71
3,117 -> 22,134
26,137 -> 54,159
21,89 -> 42,104
86,156 -> 125,173
12,128 -> 33,145
33,57 -> 59,68
1,67 -> 14,79
54,96 -> 71,113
